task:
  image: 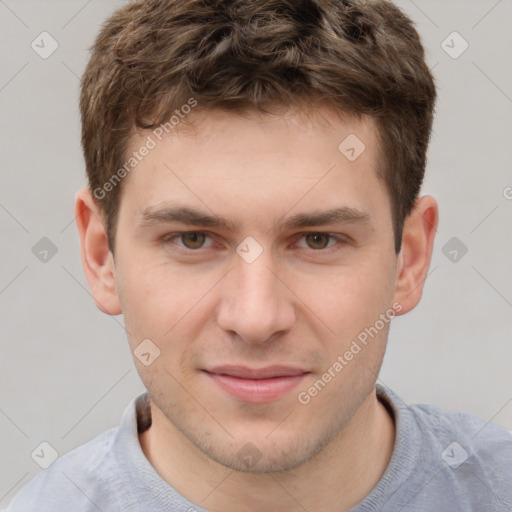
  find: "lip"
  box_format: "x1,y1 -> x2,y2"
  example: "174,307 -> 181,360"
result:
203,365 -> 309,403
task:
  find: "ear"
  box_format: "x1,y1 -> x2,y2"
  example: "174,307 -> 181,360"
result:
74,188 -> 122,315
393,195 -> 438,315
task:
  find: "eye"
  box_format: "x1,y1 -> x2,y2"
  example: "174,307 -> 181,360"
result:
296,232 -> 344,250
163,231 -> 215,250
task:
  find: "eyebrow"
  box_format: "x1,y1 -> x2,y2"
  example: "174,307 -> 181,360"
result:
137,204 -> 371,232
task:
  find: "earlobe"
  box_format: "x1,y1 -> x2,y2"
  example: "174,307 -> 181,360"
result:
74,188 -> 122,315
393,195 -> 439,315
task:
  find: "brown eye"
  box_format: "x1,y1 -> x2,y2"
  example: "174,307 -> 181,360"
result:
304,233 -> 331,250
180,232 -> 207,249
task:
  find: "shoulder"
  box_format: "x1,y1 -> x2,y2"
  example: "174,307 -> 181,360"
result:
380,385 -> 512,468
373,386 -> 512,511
410,401 -> 512,460
408,400 -> 512,507
3,427 -> 120,512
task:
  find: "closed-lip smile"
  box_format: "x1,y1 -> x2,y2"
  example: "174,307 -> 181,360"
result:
203,365 -> 310,403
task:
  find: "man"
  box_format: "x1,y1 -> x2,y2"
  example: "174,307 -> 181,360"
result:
4,0 -> 511,510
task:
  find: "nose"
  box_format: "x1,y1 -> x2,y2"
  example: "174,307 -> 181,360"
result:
216,249 -> 297,345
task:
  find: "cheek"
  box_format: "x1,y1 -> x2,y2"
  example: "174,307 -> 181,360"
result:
295,257 -> 396,338
117,257 -> 222,345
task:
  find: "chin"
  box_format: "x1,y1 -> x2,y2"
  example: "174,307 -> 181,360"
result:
207,439 -> 319,474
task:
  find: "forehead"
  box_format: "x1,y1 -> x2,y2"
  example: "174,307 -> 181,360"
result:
119,106 -> 389,228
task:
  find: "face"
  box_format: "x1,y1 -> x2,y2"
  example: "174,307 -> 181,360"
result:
112,107 -> 400,472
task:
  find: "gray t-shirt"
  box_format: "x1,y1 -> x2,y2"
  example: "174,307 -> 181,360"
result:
3,385 -> 512,511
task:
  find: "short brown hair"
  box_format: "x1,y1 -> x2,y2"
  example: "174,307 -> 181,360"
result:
80,0 -> 436,254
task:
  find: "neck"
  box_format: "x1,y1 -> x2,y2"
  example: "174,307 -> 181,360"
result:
139,387 -> 395,512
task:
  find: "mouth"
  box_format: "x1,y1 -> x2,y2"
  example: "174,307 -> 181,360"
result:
202,365 -> 310,403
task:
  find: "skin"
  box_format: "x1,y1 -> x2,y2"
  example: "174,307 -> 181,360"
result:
75,106 -> 438,512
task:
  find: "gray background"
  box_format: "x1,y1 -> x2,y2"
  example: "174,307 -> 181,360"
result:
1,0 -> 511,506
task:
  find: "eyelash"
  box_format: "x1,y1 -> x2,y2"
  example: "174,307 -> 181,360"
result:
161,231 -> 348,253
